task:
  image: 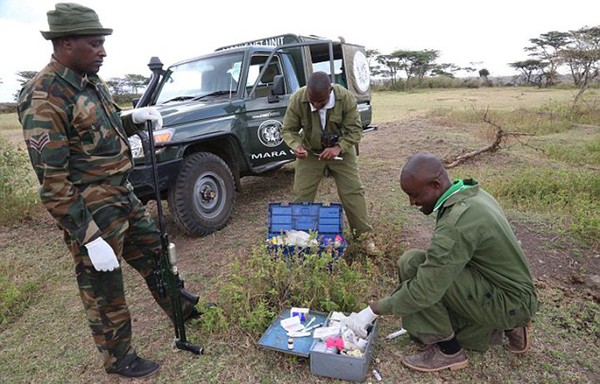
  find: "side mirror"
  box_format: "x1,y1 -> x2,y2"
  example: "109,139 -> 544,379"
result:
132,98 -> 140,108
271,75 -> 285,96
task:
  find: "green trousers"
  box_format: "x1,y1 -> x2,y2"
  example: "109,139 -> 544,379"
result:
293,146 -> 373,236
399,250 -> 536,351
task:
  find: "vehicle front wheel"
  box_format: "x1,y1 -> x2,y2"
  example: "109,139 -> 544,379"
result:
168,152 -> 236,236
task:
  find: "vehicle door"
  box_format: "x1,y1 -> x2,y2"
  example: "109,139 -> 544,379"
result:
341,44 -> 372,127
243,53 -> 296,169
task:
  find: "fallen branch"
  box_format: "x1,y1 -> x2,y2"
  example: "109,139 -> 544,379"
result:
443,111 -> 535,168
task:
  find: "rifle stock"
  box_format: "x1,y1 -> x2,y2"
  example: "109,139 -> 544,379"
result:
146,121 -> 203,355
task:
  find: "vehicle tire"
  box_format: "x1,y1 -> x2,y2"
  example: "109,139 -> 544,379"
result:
168,152 -> 236,236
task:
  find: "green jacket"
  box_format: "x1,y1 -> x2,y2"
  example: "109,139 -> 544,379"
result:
377,178 -> 538,316
281,84 -> 362,153
18,57 -> 141,245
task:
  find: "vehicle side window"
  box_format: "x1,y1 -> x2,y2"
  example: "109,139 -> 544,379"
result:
312,59 -> 346,87
247,55 -> 281,97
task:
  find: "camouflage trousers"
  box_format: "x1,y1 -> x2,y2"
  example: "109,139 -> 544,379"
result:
64,181 -> 186,371
398,249 -> 537,351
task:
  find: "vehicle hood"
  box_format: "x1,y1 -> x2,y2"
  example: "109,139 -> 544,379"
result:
156,99 -> 243,128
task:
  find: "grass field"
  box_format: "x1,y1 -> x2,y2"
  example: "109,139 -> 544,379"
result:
0,87 -> 598,383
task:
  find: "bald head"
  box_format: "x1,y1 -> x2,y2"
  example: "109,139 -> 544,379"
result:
400,153 -> 452,215
401,153 -> 448,183
307,71 -> 333,110
307,71 -> 331,93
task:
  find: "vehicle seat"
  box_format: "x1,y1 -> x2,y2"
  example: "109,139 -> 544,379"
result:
254,64 -> 279,97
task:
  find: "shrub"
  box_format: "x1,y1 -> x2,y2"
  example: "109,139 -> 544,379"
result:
0,137 -> 39,225
197,243 -> 376,336
0,103 -> 17,114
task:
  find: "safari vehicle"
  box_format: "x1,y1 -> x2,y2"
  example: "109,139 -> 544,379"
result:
128,33 -> 374,236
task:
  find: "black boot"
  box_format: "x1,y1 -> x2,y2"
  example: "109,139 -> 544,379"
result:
107,354 -> 160,378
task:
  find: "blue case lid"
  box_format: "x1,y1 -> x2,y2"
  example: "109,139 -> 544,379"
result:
268,202 -> 344,237
257,309 -> 329,357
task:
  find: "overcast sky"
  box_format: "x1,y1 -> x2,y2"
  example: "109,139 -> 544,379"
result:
0,0 -> 598,102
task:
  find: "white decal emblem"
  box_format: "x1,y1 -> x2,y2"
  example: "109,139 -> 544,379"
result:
257,119 -> 283,147
353,51 -> 370,93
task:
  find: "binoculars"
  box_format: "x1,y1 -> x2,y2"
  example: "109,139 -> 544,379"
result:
321,132 -> 340,148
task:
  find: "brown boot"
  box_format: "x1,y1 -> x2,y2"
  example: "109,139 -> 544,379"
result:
402,344 -> 468,372
505,323 -> 531,354
489,329 -> 504,345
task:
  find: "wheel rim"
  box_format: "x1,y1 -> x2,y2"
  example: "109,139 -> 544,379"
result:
193,171 -> 226,219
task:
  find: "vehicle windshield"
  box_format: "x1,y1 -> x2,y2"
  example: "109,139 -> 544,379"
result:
156,52 -> 244,104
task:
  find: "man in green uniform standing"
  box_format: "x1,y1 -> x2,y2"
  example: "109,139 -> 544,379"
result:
343,153 -> 538,372
281,71 -> 378,255
18,3 -> 199,378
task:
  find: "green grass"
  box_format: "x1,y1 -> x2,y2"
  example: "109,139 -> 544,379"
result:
0,136 -> 40,226
372,87 -> 579,124
481,167 -> 600,246
543,135 -> 600,165
1,88 -> 599,383
0,112 -> 19,130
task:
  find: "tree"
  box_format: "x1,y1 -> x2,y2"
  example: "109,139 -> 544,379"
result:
123,74 -> 148,94
430,63 -> 461,78
374,54 -> 400,87
478,68 -> 490,82
560,25 -> 600,103
106,77 -> 127,95
366,49 -> 379,68
13,71 -> 37,101
390,49 -> 440,88
525,31 -> 570,86
509,60 -> 548,87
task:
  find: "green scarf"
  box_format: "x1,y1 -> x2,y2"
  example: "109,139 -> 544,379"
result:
433,179 -> 472,212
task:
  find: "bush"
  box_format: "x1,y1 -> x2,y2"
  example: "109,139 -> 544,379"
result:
0,137 -> 39,225
0,103 -> 17,114
112,93 -> 142,108
197,243 -> 376,336
0,274 -> 37,326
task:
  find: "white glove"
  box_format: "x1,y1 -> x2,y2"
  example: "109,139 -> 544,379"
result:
84,237 -> 119,272
341,306 -> 378,339
131,107 -> 163,130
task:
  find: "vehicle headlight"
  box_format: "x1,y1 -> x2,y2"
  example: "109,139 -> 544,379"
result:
129,134 -> 144,159
128,129 -> 175,160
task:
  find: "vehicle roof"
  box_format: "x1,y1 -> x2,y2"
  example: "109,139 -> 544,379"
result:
167,46 -> 275,68
168,33 -> 366,69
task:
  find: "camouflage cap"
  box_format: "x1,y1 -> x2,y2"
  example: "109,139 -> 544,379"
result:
40,3 -> 113,40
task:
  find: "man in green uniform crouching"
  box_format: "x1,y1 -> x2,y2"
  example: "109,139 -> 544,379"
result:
343,153 -> 538,372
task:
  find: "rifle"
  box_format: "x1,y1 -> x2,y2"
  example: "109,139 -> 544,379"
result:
146,121 -> 203,355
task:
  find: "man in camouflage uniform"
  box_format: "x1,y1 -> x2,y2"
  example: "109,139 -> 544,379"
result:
343,153 -> 538,372
18,3 -> 199,378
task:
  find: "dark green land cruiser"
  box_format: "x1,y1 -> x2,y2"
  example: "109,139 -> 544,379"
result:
128,33 -> 374,236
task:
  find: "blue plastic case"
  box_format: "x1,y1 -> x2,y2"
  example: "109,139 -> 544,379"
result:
267,202 -> 346,258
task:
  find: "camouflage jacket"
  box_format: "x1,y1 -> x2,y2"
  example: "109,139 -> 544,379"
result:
18,56 -> 141,245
